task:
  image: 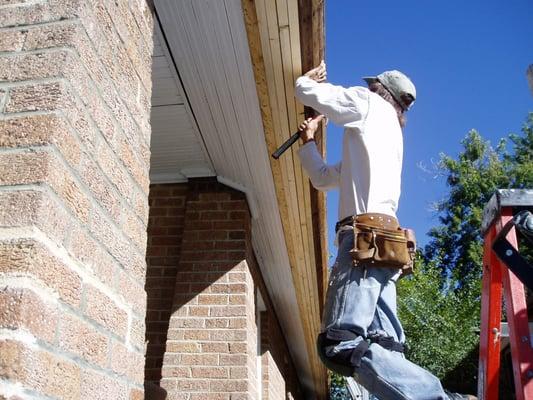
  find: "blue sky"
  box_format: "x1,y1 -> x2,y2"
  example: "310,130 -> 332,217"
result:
322,0 -> 533,258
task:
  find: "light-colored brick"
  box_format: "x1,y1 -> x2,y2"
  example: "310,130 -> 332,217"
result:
0,113 -> 81,167
161,366 -> 191,378
190,394 -> 231,400
0,238 -> 82,307
89,206 -> 146,282
66,225 -> 117,288
0,50 -> 72,82
166,341 -> 199,353
58,312 -> 109,368
191,367 -> 229,379
0,150 -> 91,224
209,380 -> 247,393
0,287 -> 57,344
0,189 -> 71,245
0,29 -> 25,51
5,81 -> 74,113
0,1 -> 84,28
84,284 -> 128,338
179,353 -> 218,367
201,342 -> 229,353
117,269 -> 146,316
129,315 -> 145,352
0,0 -> 153,399
0,339 -> 82,400
80,368 -> 128,400
109,340 -> 144,384
177,379 -> 209,392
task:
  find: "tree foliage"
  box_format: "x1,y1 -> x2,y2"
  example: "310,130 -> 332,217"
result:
398,113 -> 533,392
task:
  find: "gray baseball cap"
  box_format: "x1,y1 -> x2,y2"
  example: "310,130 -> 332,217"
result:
363,70 -> 416,111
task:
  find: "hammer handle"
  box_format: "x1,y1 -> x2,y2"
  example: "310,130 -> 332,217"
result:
271,131 -> 301,159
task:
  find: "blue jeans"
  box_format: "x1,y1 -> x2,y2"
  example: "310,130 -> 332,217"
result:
320,230 -> 449,400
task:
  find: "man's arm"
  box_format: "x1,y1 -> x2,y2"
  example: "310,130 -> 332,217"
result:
297,116 -> 341,191
295,61 -> 368,127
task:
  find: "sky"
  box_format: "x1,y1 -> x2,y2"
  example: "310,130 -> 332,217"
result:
322,0 -> 533,259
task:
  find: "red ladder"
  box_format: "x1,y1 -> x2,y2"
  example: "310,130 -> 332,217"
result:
479,190 -> 533,400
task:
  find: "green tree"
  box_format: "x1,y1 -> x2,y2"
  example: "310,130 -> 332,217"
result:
398,113 -> 533,392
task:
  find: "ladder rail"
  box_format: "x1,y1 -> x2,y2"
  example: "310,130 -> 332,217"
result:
479,204 -> 533,400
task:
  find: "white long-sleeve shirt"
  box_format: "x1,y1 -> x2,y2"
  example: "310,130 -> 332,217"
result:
295,76 -> 403,220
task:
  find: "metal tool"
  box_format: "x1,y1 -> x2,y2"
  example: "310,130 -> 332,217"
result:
271,131 -> 301,159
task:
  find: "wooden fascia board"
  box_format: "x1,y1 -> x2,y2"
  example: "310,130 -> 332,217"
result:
298,0 -> 329,313
241,0 -> 328,398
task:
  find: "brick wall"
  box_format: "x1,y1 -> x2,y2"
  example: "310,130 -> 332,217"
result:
0,1 -> 153,399
159,179 -> 258,399
144,180 -> 304,400
259,294 -> 303,400
145,183 -> 188,386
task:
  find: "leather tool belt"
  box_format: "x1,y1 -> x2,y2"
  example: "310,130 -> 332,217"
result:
336,213 -> 416,275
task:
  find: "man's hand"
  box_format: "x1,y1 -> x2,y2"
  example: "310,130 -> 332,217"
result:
298,115 -> 325,144
304,60 -> 326,82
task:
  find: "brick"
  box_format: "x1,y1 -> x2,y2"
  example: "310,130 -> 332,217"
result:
190,394 -> 230,400
58,313 -> 108,368
230,367 -> 248,379
0,238 -> 82,307
117,269 -> 146,316
80,369 -> 128,400
129,388 -> 144,400
228,272 -> 247,282
161,366 -> 191,378
166,341 -> 199,353
210,330 -> 247,342
198,294 -> 228,305
229,295 -> 246,305
205,318 -> 229,329
80,154 -> 121,222
179,353 -> 218,366
89,207 -> 146,282
0,189 -> 71,245
0,29 -> 25,51
191,367 -> 228,379
110,341 -> 144,384
188,306 -> 209,317
66,225 -> 117,288
121,206 -> 148,252
0,114 -> 81,167
209,380 -> 247,392
0,287 -> 57,344
218,354 -> 248,367
169,318 -> 204,329
5,81 -> 74,113
0,1 -> 84,28
0,150 -> 91,224
0,339 -> 81,399
201,342 -> 229,353
0,50 -> 72,82
129,315 -> 145,352
209,306 -> 246,317
96,138 -> 135,201
182,329 -> 210,341
0,339 -> 24,380
228,343 -> 247,354
177,380 -> 209,392
84,284 -> 128,338
229,318 -> 247,329
42,351 -> 81,400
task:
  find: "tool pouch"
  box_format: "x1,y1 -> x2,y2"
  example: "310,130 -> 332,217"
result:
349,215 -> 416,274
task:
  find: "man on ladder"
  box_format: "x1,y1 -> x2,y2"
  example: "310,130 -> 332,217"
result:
294,60 -> 477,400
